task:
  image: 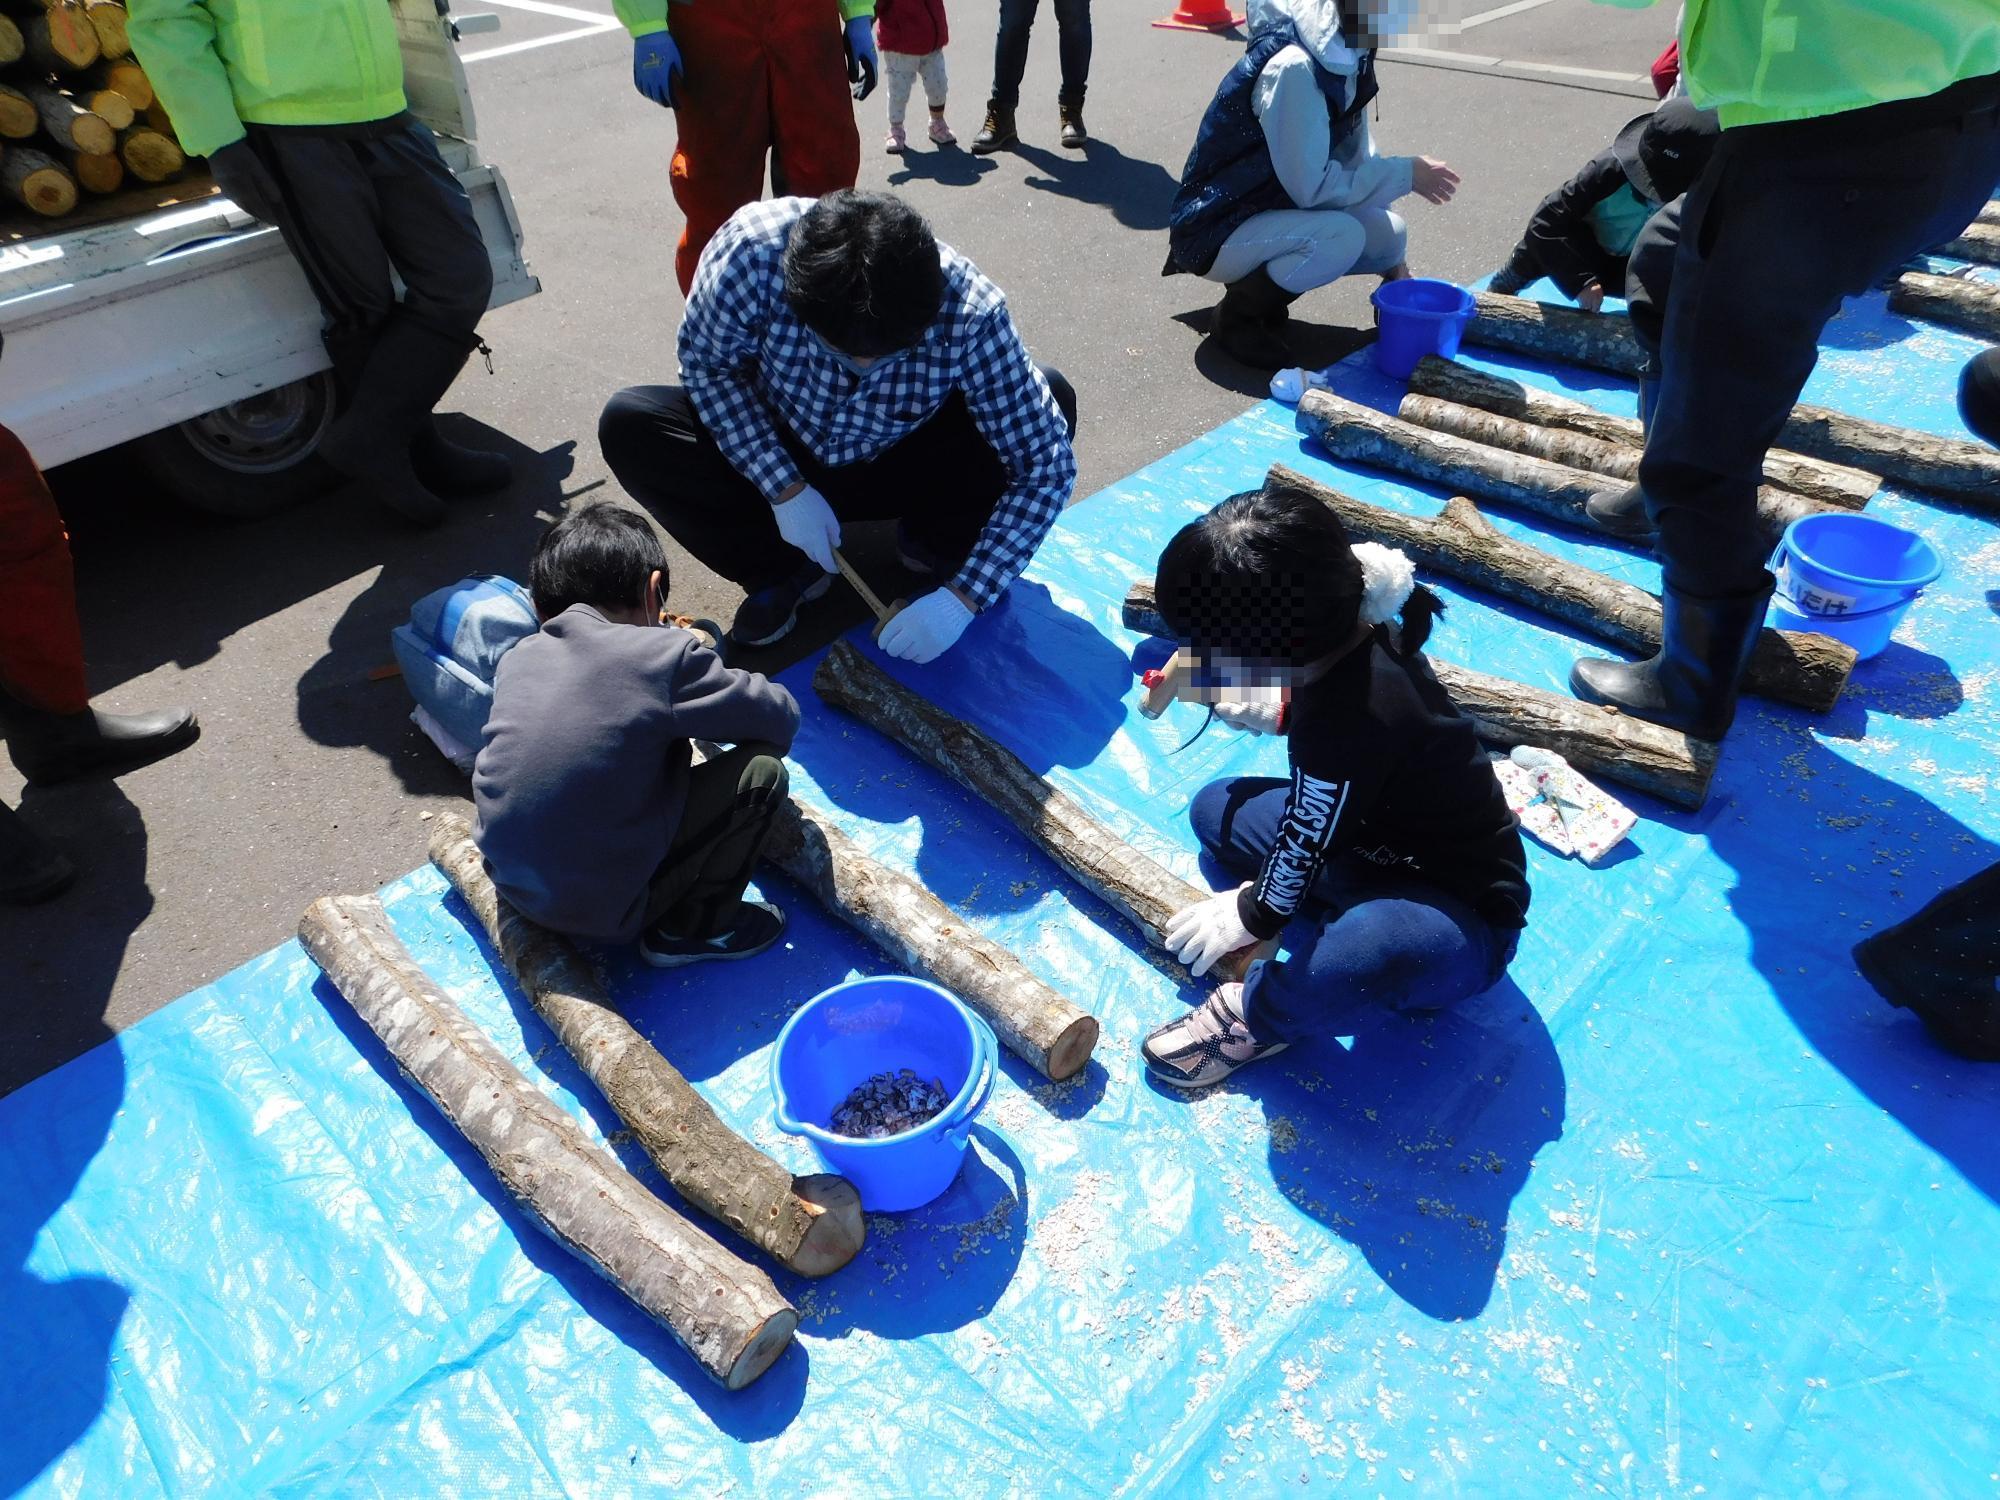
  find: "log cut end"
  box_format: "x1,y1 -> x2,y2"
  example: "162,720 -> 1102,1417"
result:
1045,1012 -> 1101,1082
788,1174 -> 867,1277
725,1307 -> 801,1391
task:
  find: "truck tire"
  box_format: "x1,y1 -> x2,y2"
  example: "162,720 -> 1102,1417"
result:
136,371 -> 342,519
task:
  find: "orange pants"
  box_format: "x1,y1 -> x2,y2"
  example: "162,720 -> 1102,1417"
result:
670,0 -> 861,294
0,424 -> 87,715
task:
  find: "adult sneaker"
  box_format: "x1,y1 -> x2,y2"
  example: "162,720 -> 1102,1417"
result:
729,562 -> 833,647
640,900 -> 787,969
1142,964 -> 1289,1089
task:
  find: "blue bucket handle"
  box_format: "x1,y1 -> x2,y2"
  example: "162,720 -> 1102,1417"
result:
942,1013 -> 999,1149
1769,539 -> 1932,624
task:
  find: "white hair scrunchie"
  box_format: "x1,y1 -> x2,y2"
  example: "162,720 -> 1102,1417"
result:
1352,542 -> 1417,628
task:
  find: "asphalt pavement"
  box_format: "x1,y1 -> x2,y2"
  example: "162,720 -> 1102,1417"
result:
0,0 -> 1666,1093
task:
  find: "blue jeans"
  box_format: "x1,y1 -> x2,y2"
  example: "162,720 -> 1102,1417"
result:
991,0 -> 1091,109
1190,777 -> 1519,1043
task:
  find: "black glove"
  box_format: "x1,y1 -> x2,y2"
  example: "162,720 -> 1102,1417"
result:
209,139 -> 285,225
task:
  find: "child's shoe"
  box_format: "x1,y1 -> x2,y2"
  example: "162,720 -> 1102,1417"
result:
1142,965 -> 1289,1089
640,900 -> 787,969
885,122 -> 908,153
927,113 -> 955,146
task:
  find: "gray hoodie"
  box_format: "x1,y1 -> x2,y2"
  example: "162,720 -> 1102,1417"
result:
1247,0 -> 1417,211
472,605 -> 800,943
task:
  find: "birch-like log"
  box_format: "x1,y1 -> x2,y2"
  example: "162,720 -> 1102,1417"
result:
1297,389 -> 1835,548
1264,462 -> 1854,712
1406,357 -> 1881,510
25,81 -> 115,155
1979,201 -> 2000,229
1889,269 -> 2000,343
298,894 -> 798,1390
1775,400 -> 2000,516
1937,220 -> 2000,268
1396,392 -> 1854,520
1463,291 -> 1647,377
812,642 -> 1260,975
429,820 -> 865,1277
1122,579 -> 1719,810
713,758 -> 1099,1080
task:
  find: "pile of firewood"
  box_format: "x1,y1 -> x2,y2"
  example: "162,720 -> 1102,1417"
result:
0,0 -> 188,220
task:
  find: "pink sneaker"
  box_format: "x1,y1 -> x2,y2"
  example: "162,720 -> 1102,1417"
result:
885,123 -> 908,154
1142,963 -> 1288,1089
927,115 -> 956,147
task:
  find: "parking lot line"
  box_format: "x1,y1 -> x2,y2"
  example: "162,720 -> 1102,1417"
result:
1461,0 -> 1565,28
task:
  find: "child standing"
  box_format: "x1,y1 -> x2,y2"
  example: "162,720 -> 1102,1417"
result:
878,0 -> 953,153
473,504 -> 801,967
1140,488 -> 1530,1089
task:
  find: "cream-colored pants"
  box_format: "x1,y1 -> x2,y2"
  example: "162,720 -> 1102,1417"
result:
885,49 -> 949,125
1207,186 -> 1408,293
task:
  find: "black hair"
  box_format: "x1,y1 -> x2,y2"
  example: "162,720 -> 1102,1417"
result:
1155,486 -> 1443,667
528,503 -> 667,619
782,190 -> 946,359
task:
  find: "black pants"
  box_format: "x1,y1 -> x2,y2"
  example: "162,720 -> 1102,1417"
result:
248,117 -> 492,345
1625,75 -> 2000,596
644,742 -> 789,937
598,369 -> 1077,595
991,0 -> 1091,109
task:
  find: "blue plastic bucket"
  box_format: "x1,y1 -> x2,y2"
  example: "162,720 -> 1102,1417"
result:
1371,278 -> 1476,379
1769,513 -> 1943,660
770,976 -> 998,1212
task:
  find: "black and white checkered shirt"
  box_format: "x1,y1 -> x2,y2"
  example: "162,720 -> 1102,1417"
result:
678,198 -> 1078,610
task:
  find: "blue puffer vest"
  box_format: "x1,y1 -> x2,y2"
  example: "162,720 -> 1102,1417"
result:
1164,23 -> 1378,277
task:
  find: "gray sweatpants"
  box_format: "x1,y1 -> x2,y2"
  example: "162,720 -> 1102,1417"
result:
1205,178 -> 1408,293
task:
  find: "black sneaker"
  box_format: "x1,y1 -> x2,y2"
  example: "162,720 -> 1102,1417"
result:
730,563 -> 833,647
640,900 -> 787,969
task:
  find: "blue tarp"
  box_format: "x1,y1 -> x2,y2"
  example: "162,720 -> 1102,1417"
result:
7,272 -> 1999,1497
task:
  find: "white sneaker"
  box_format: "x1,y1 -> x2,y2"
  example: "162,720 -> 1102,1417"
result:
1142,964 -> 1288,1089
885,123 -> 908,153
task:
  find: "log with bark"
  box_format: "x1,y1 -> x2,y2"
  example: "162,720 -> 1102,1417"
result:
707,756 -> 1099,1081
1778,402 -> 2000,516
0,82 -> 37,140
1937,219 -> 2000,268
24,81 -> 115,155
88,57 -> 151,110
82,0 -> 127,59
62,147 -> 121,193
428,820 -> 866,1277
1979,201 -> 2000,229
117,122 -> 182,181
1297,388 -> 1835,548
1121,579 -> 1719,809
1888,269 -> 2000,344
1406,357 -> 1881,510
0,14 -> 22,65
1396,392 -> 1859,520
812,641 -> 1263,975
24,1 -> 99,71
80,86 -> 134,130
1263,462 -> 1855,712
1463,291 -> 1647,378
1,146 -> 77,216
298,893 -> 799,1390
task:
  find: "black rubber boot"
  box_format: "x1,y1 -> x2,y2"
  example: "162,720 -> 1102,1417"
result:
1569,577 -> 1772,740
0,694 -> 199,786
1210,266 -> 1300,371
1854,863 -> 2000,1061
1585,378 -> 1662,541
413,420 -> 513,497
316,312 -> 481,524
971,102 -> 1017,155
0,801 -> 73,904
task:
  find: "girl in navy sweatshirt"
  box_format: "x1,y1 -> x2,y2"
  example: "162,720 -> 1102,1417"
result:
1142,487 -> 1530,1089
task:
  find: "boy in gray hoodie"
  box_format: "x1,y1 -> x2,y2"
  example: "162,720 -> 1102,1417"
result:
473,504 -> 800,966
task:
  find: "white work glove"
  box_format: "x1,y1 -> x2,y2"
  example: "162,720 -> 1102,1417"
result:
1163,883 -> 1259,979
876,586 -> 974,664
771,484 -> 841,573
1213,700 -> 1284,736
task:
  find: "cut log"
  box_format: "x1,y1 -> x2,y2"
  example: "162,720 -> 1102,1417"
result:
0,15 -> 23,66
1297,388 -> 1836,549
712,760 -> 1099,1081
117,123 -> 182,181
1263,462 -> 1855,713
24,2 -> 99,72
813,641 -> 1261,976
428,820 -> 865,1277
1937,220 -> 2000,268
1396,392 -> 1857,520
1121,580 -> 1719,810
1979,201 -> 2000,229
1,147 -> 77,217
142,99 -> 170,134
82,0 -> 127,59
62,147 -> 121,193
25,81 -> 115,155
88,58 -> 152,110
1406,357 -> 1882,510
81,87 -> 133,130
1774,402 -> 2000,516
1464,291 -> 1647,378
298,893 -> 798,1390
0,83 -> 38,141
1888,269 -> 2000,343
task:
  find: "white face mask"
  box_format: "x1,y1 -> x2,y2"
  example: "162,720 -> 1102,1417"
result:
1342,0 -> 1452,47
